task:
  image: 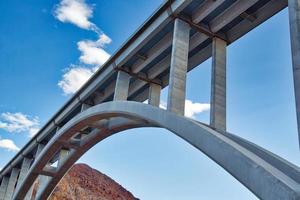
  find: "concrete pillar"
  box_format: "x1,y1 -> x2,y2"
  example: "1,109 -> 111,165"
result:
210,37 -> 227,131
148,83 -> 161,107
35,175 -> 51,199
4,168 -> 20,200
81,103 -> 91,112
0,177 -> 9,200
167,18 -> 190,115
26,143 -> 45,200
58,149 -> 69,168
114,71 -> 131,101
35,143 -> 51,200
36,143 -> 45,156
15,158 -> 32,192
288,0 -> 300,146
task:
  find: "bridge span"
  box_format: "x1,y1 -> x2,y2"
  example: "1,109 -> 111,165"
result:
0,0 -> 300,199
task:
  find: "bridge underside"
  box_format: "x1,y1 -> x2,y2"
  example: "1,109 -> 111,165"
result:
1,0 -> 300,199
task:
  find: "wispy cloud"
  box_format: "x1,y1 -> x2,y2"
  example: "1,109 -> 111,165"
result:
78,34 -> 111,66
160,100 -> 210,119
58,34 -> 111,95
184,100 -> 210,118
54,0 -> 112,95
54,0 -> 98,32
0,138 -> 20,152
0,112 -> 40,137
58,65 -> 98,95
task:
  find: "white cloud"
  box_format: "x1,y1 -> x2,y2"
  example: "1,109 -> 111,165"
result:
58,65 -> 98,95
0,138 -> 20,152
184,100 -> 210,118
77,34 -> 111,66
54,0 -> 98,31
54,0 -> 112,95
58,33 -> 112,95
0,112 -> 40,137
159,100 -> 210,118
53,0 -> 112,65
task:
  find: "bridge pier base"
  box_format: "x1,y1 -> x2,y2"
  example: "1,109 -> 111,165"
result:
0,177 -> 9,200
167,18 -> 190,115
210,37 -> 227,131
288,0 -> 300,146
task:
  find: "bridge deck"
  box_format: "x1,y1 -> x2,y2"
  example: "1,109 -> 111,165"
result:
0,0 -> 288,182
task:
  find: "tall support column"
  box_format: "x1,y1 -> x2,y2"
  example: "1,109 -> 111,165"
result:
167,18 -> 190,115
4,168 -> 20,200
81,103 -> 91,112
27,143 -> 45,200
210,37 -> 227,131
35,149 -> 69,200
0,177 -> 9,200
15,158 -> 32,192
35,175 -> 51,200
57,149 -> 69,168
35,144 -> 53,200
148,83 -> 161,107
288,0 -> 300,145
113,71 -> 131,101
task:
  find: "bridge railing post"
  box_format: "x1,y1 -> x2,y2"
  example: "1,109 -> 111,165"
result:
210,37 -> 227,131
0,177 -> 9,200
4,168 -> 20,200
148,83 -> 161,107
167,18 -> 190,115
288,0 -> 300,146
114,70 -> 131,101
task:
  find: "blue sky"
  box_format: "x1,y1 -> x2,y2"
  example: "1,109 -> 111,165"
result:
0,0 -> 299,199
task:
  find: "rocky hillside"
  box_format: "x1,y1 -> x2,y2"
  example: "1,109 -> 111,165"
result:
48,163 -> 138,200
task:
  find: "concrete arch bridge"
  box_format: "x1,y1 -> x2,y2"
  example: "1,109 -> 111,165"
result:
1,0 -> 300,199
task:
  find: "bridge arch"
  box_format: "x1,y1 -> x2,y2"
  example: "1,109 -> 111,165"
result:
13,101 -> 300,200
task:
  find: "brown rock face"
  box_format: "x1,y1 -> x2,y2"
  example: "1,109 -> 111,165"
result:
48,163 -> 138,200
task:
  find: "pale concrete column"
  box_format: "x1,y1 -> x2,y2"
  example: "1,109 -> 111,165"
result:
113,71 -> 131,101
0,177 -> 9,200
58,149 -> 69,168
148,83 -> 161,107
167,18 -> 190,115
15,158 -> 32,192
81,103 -> 91,112
26,143 -> 45,200
35,143 -> 52,199
288,0 -> 300,145
36,143 -> 45,156
210,37 -> 227,131
35,176 -> 51,200
4,168 -> 20,200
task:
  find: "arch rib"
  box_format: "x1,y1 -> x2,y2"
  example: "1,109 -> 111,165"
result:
13,101 -> 300,200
